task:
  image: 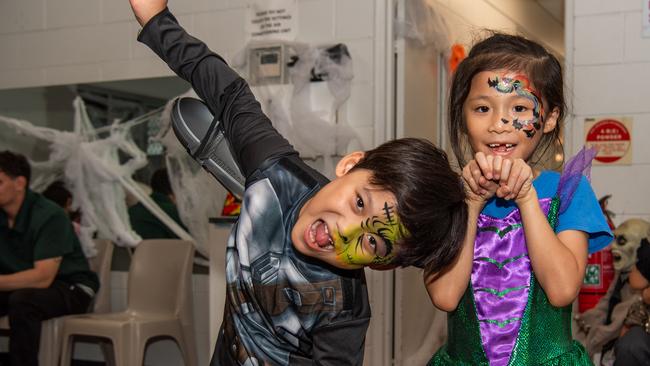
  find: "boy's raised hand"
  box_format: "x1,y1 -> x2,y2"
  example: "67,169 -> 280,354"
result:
129,0 -> 168,26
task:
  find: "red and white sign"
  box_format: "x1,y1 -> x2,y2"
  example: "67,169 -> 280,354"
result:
584,117 -> 633,164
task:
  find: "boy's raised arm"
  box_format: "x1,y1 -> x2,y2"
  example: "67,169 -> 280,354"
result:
129,0 -> 166,26
131,1 -> 296,177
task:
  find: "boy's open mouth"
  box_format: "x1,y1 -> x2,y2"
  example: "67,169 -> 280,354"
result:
305,219 -> 334,251
488,143 -> 516,154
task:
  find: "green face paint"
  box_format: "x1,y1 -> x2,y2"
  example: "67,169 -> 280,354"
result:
334,202 -> 407,266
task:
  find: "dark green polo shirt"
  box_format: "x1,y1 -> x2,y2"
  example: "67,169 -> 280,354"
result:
0,190 -> 99,292
128,192 -> 185,240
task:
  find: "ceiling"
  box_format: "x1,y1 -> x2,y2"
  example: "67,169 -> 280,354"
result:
535,0 -> 565,24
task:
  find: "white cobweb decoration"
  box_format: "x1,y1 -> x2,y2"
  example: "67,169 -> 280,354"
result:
231,42 -> 362,175
0,97 -> 200,257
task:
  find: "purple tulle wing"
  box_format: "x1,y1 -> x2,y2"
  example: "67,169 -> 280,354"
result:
557,146 -> 598,214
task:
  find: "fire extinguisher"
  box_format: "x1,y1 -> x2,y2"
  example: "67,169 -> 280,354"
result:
578,195 -> 616,313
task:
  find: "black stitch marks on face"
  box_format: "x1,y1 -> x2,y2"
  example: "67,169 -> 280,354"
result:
383,202 -> 395,226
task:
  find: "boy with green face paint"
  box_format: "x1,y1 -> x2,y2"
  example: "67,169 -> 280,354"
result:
130,1 -> 468,365
335,203 -> 408,266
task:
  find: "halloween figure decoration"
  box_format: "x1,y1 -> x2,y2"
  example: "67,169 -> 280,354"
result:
575,218 -> 650,363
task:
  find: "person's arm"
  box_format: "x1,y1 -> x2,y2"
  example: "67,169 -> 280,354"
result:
642,287 -> 650,305
518,190 -> 588,307
0,258 -> 61,291
629,266 -> 649,290
631,241 -> 650,293
630,260 -> 650,305
425,154 -> 496,311
425,201 -> 481,311
9,205 -> 78,291
502,159 -> 588,307
131,0 -> 295,177
129,0 -> 165,25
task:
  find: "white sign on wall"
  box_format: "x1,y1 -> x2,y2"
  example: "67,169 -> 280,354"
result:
246,0 -> 297,41
641,0 -> 650,38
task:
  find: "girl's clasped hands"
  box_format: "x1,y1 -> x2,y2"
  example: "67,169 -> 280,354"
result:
462,152 -> 535,204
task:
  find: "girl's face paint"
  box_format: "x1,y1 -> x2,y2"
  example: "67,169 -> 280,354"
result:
463,70 -> 558,162
486,74 -> 544,139
334,202 -> 406,266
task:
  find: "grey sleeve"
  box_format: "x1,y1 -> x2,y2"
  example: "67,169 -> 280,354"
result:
137,8 -> 296,177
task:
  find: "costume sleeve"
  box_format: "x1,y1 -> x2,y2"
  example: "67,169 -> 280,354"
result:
137,8 -> 296,177
556,175 -> 613,253
33,212 -> 75,261
309,317 -> 370,365
636,239 -> 650,281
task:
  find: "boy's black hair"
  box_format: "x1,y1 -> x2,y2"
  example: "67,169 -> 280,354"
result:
42,180 -> 72,208
150,168 -> 173,196
352,138 -> 467,276
0,150 -> 31,186
449,32 -> 565,168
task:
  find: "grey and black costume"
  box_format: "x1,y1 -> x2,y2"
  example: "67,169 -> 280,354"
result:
139,8 -> 371,366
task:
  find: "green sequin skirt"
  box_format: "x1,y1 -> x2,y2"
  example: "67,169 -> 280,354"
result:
428,340 -> 592,366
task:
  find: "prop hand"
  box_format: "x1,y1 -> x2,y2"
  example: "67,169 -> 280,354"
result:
129,0 -> 168,26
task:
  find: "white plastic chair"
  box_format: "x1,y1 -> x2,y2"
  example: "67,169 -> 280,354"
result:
59,239 -> 198,366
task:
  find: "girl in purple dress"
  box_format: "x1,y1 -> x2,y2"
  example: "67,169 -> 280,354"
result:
426,33 -> 613,365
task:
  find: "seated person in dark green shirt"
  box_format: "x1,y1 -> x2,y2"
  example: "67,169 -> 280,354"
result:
42,180 -> 81,236
128,168 -> 185,239
0,151 -> 99,366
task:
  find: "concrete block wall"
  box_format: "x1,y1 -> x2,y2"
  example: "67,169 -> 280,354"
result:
568,0 -> 650,224
0,0 -> 379,150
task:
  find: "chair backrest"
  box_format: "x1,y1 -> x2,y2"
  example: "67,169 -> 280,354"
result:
127,239 -> 194,315
88,239 -> 114,314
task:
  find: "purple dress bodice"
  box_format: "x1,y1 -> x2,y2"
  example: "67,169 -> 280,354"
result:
472,198 -> 552,366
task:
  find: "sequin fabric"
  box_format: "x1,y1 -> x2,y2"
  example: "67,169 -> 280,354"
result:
429,198 -> 592,365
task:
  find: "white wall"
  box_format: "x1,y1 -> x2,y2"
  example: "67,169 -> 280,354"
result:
567,0 -> 650,224
0,86 -> 76,160
0,0 -> 381,150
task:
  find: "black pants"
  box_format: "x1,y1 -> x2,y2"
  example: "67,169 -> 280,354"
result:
0,280 -> 93,366
614,326 -> 650,366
